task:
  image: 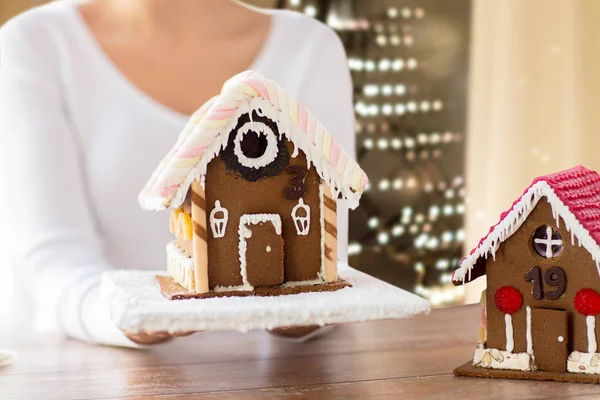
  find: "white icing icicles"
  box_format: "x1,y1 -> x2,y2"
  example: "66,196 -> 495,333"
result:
291,198 -> 311,235
209,200 -> 229,238
587,315 -> 597,353
505,313 -> 515,353
453,179 -> 600,284
526,306 -> 533,354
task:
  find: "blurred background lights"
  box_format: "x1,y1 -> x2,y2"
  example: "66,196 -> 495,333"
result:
395,84 -> 406,95
392,225 -> 405,237
377,138 -> 389,149
284,0 -> 469,307
304,5 -> 317,17
367,216 -> 380,229
377,232 -> 390,245
392,177 -> 403,190
378,178 -> 390,191
387,7 -> 399,19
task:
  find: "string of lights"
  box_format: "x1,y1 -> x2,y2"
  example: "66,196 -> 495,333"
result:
280,0 -> 470,307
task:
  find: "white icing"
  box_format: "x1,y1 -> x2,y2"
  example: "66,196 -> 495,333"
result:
149,97 -> 363,212
166,241 -> 195,290
558,336 -> 565,342
283,278 -> 323,287
505,313 -> 514,353
588,315 -> 597,353
102,263 -> 430,334
209,200 -> 229,238
534,226 -> 563,258
266,245 -> 271,253
526,306 -> 533,354
233,121 -> 279,169
291,142 -> 299,158
291,198 -> 311,235
237,213 -> 282,292
239,213 -> 282,235
454,180 -> 600,283
473,344 -> 534,371
567,351 -> 600,374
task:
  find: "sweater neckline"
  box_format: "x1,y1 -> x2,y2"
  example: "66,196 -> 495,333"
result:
66,1 -> 279,124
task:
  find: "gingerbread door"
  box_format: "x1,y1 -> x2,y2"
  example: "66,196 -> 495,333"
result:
531,308 -> 568,372
240,216 -> 284,287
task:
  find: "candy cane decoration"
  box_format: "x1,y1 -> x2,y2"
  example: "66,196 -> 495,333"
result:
574,288 -> 600,353
191,180 -> 209,294
494,286 -> 523,353
320,182 -> 338,283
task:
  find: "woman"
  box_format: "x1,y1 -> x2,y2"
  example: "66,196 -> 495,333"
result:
0,0 -> 354,346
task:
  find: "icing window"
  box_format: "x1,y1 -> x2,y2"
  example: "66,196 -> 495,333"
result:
240,131 -> 268,159
532,225 -> 563,258
221,112 -> 289,182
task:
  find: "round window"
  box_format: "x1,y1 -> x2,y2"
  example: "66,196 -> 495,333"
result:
221,112 -> 289,182
532,225 -> 563,258
233,121 -> 279,169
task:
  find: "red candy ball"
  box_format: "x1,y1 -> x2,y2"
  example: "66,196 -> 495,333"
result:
494,286 -> 523,314
574,288 -> 600,316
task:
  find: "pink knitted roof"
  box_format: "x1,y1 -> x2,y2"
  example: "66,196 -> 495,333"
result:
453,165 -> 600,284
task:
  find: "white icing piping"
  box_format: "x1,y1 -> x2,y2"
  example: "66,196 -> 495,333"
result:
291,198 -> 310,235
505,313 -> 514,353
526,306 -> 533,355
588,315 -> 597,353
283,278 -> 323,288
143,97 -> 361,211
209,200 -> 229,238
236,213 -> 282,292
454,180 -> 600,283
233,121 -> 279,169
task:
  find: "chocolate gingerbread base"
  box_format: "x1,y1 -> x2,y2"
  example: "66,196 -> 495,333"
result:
454,361 -> 600,384
156,275 -> 351,300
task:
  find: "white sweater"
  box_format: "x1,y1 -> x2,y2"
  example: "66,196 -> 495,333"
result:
0,1 -> 354,346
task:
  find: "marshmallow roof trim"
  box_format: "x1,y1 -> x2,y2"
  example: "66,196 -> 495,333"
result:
139,71 -> 368,211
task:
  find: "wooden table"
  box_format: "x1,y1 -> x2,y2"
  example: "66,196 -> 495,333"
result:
2,305 -> 600,399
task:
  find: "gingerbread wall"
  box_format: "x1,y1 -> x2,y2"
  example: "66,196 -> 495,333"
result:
204,140 -> 323,289
486,198 -> 600,354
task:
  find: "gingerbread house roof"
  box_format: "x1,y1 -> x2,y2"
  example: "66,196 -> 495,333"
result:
452,165 -> 600,285
138,71 -> 368,212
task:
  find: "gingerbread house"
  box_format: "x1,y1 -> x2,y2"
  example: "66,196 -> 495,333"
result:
139,71 -> 368,298
453,165 -> 600,382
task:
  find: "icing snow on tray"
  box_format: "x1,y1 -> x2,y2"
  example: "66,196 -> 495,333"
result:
102,263 -> 430,334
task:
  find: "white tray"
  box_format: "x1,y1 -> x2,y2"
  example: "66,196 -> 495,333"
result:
102,263 -> 430,334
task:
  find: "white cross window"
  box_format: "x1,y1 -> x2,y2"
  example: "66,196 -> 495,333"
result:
532,225 -> 563,258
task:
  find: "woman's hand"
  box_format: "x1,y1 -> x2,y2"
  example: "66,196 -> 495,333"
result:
123,330 -> 195,345
268,325 -> 334,341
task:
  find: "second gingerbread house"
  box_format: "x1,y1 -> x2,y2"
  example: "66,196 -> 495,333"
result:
453,165 -> 600,382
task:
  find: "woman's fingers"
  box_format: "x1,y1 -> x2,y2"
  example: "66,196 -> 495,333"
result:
123,330 -> 174,345
268,325 -> 323,338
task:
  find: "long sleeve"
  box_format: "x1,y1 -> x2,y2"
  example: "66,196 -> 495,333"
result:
0,17 -> 134,347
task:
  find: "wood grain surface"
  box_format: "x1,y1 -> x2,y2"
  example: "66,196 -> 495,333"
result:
1,305 -> 599,399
